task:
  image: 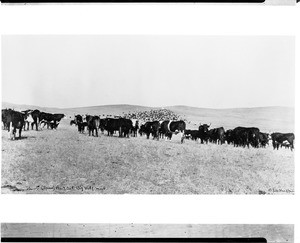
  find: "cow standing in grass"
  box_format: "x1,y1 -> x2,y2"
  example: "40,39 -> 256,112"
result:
225,129 -> 234,145
208,127 -> 226,145
22,109 -> 34,130
231,127 -> 260,148
74,114 -> 86,133
131,120 -> 139,137
198,123 -> 211,144
5,109 -> 25,140
258,132 -> 270,148
184,129 -> 199,141
103,118 -> 119,136
39,113 -> 65,129
271,132 -> 294,151
143,121 -> 161,140
120,118 -> 133,138
102,118 -> 133,138
139,124 -> 146,136
160,120 -> 186,143
99,118 -> 106,134
86,115 -> 101,137
29,109 -> 41,131
2,109 -> 9,130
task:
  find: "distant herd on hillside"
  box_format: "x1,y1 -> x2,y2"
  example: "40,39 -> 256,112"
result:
2,108 -> 295,151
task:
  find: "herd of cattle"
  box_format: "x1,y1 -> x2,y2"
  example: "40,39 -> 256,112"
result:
2,108 -> 65,139
2,108 -> 295,151
70,114 -> 295,151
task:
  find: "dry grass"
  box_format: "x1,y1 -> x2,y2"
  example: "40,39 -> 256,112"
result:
1,118 -> 294,194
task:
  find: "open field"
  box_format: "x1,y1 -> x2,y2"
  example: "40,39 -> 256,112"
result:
168,105 -> 295,132
1,109 -> 294,194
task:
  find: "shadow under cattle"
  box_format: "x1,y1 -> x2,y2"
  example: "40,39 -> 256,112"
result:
12,136 -> 36,140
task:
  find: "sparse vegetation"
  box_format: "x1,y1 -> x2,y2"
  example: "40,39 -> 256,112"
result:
1,118 -> 294,194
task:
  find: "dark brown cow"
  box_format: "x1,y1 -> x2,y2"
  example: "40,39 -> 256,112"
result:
40,112 -> 65,129
5,109 -> 25,140
208,127 -> 226,145
86,115 -> 101,137
271,133 -> 294,151
29,110 -> 41,131
2,108 -> 9,130
142,121 -> 161,140
102,118 -> 133,138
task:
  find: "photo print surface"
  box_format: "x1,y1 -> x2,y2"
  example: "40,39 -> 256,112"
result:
0,224 -> 294,243
1,35 -> 295,194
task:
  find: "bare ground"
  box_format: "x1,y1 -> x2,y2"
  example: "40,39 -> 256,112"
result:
1,120 -> 294,194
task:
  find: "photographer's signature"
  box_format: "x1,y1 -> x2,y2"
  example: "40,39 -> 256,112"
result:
31,185 -> 106,191
268,188 -> 294,193
2,184 -> 106,192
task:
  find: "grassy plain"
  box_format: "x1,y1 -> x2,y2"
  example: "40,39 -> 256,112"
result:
1,108 -> 294,194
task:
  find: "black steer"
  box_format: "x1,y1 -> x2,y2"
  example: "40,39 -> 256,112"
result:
198,123 -> 211,144
143,121 -> 161,140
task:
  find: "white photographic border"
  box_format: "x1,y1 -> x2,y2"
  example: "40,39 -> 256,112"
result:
0,3 -> 298,242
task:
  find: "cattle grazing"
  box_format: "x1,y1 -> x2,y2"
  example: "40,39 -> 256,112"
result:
198,123 -> 211,144
258,132 -> 270,148
74,115 -> 86,133
190,130 -> 200,141
119,118 -> 133,138
184,129 -> 200,141
39,112 -> 64,129
231,127 -> 260,148
22,110 -> 34,130
103,118 -> 119,136
39,112 -> 53,129
281,140 -> 292,149
40,120 -> 60,130
2,109 -> 9,130
232,127 -> 246,147
208,127 -> 225,145
102,118 -> 133,137
50,121 -> 60,129
131,120 -> 139,137
53,113 -> 65,122
160,120 -> 186,143
29,110 -> 41,131
271,133 -> 294,151
225,129 -> 234,145
246,127 -> 260,148
86,115 -> 101,137
183,129 -> 192,139
99,118 -> 106,134
142,121 -> 161,140
139,124 -> 146,136
5,109 -> 25,140
159,125 -> 173,140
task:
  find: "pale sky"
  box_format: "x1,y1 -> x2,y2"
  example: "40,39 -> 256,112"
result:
1,35 -> 295,109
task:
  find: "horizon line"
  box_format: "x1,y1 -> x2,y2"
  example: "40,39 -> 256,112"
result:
1,101 -> 295,111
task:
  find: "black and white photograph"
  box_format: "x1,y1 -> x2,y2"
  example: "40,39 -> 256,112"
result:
0,223 -> 294,243
1,35 -> 295,194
